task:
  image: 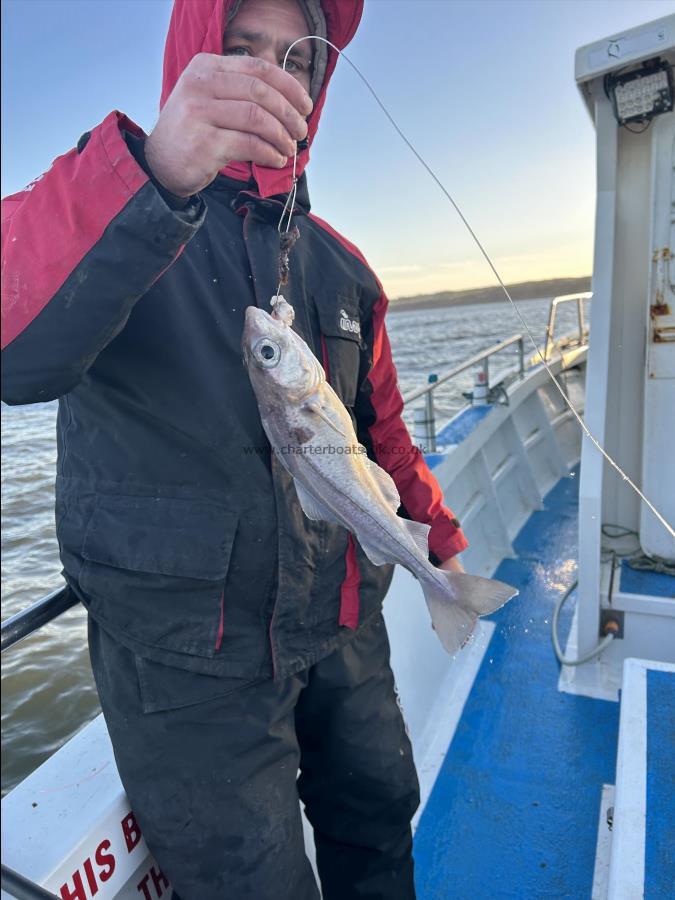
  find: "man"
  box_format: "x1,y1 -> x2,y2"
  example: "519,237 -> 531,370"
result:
1,1 -> 468,897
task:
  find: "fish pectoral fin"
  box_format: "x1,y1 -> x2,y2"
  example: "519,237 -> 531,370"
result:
303,400 -> 347,437
294,480 -> 340,524
357,536 -> 395,567
400,518 -> 431,556
363,457 -> 400,512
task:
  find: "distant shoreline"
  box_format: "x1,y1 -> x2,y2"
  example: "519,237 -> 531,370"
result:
388,276 -> 591,312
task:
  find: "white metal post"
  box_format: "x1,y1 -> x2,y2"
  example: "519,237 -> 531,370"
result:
577,91 -> 618,661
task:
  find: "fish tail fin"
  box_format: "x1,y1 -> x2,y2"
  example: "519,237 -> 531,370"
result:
422,571 -> 518,655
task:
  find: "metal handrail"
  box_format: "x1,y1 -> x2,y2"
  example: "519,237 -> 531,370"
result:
402,333 -> 526,405
2,586 -> 82,900
402,292 -> 592,451
543,292 -> 592,361
1,585 -> 79,654
1,866 -> 58,900
1,587 -> 81,900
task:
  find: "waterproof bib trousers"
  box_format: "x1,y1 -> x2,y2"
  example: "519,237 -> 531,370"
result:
89,612 -> 420,900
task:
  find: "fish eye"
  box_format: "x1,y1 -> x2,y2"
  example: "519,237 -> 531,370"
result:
253,338 -> 281,368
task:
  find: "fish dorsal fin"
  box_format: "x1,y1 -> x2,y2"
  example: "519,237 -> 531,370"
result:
400,518 -> 431,556
363,457 -> 400,513
294,480 -> 340,524
304,399 -> 347,437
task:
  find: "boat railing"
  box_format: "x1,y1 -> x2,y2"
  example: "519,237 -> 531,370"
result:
543,292 -> 592,361
1,585 -> 79,655
1,586 -> 80,899
402,292 -> 591,451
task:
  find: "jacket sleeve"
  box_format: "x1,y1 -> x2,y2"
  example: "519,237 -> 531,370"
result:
355,288 -> 469,563
1,111 -> 205,405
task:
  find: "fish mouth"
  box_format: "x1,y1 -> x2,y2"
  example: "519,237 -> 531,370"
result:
244,305 -> 277,336
243,305 -> 285,339
245,305 -> 276,323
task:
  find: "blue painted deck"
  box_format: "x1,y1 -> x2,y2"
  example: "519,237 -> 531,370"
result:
645,668 -> 675,900
425,407 -> 494,471
414,472 -> 620,899
620,560 -> 675,599
436,406 -> 493,446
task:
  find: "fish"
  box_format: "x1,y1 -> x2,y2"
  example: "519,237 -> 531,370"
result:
242,296 -> 518,654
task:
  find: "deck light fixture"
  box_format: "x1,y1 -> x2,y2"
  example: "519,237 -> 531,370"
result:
605,57 -> 674,128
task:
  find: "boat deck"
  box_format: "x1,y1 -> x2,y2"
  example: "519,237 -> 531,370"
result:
619,560 -> 675,599
607,658 -> 675,900
644,667 -> 674,899
414,472 -> 621,898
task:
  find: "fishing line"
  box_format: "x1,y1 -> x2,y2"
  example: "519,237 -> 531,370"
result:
277,151 -> 298,237
280,36 -> 675,540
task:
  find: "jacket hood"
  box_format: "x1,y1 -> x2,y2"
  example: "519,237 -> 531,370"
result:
160,0 -> 363,198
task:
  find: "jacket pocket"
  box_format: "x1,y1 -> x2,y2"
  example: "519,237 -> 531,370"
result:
79,494 -> 238,658
313,290 -> 362,407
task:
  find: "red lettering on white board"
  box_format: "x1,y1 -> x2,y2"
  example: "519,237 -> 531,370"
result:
150,866 -> 169,897
59,870 -> 87,900
136,866 -> 170,899
82,858 -> 98,895
95,840 -> 116,882
59,839 -> 117,900
122,811 -> 142,852
136,874 -> 152,900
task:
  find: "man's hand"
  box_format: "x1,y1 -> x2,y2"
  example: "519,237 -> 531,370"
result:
438,555 -> 465,574
145,53 -> 313,198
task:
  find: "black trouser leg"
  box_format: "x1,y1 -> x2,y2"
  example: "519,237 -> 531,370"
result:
295,613 -> 420,900
88,617 -> 319,900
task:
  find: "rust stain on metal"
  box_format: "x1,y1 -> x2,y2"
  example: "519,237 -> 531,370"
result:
651,303 -> 675,343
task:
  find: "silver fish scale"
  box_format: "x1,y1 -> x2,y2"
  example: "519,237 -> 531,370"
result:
261,379 -> 452,599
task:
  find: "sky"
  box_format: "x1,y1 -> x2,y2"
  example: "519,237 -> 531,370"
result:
2,0 -> 673,298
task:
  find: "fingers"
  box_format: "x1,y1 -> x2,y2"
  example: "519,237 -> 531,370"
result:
213,54 -> 313,118
205,99 -> 297,159
209,71 -> 309,142
186,55 -> 311,140
213,129 -> 288,169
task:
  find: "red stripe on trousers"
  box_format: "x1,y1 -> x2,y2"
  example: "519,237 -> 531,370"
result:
339,535 -> 361,630
214,590 -> 224,651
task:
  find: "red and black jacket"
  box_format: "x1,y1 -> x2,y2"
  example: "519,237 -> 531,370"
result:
1,0 -> 467,680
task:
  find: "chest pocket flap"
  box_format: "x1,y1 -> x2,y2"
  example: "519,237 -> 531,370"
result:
313,291 -> 363,407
